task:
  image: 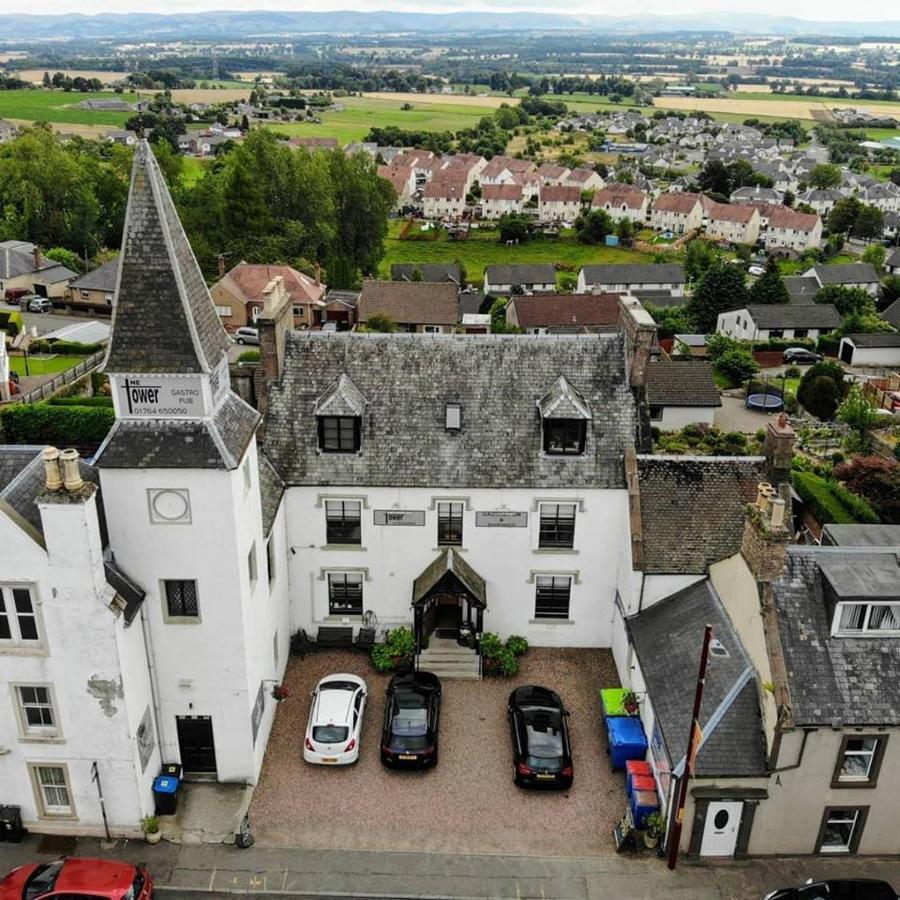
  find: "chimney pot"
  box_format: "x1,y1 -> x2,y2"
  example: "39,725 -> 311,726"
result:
60,448 -> 84,492
33,245 -> 41,270
42,446 -> 62,492
756,482 -> 774,510
217,255 -> 226,278
769,497 -> 786,529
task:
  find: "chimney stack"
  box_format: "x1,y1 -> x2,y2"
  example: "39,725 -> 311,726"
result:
763,413 -> 795,486
742,480 -> 792,583
60,448 -> 84,492
42,447 -> 62,492
33,245 -> 42,271
256,273 -> 294,422
314,262 -> 321,285
217,254 -> 226,278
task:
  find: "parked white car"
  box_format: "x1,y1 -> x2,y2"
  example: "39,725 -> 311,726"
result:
303,674 -> 367,765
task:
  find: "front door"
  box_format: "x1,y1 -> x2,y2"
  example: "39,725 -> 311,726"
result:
176,716 -> 217,776
699,800 -> 742,857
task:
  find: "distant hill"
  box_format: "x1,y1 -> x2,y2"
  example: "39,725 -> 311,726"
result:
0,9 -> 898,40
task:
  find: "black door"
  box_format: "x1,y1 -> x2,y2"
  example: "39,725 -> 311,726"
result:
176,716 -> 217,775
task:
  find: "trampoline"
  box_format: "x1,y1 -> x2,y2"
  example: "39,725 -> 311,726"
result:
746,393 -> 784,411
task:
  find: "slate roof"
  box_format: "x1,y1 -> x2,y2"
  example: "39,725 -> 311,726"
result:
95,392 -> 259,471
882,299 -> 900,329
822,524 -> 900,547
70,257 -> 120,293
509,293 -> 620,329
645,361 -> 721,408
484,264 -> 556,287
580,263 -> 685,286
357,280 -> 459,325
263,333 -> 636,489
413,548 -> 486,606
104,140 -> 231,375
391,263 -> 461,284
0,241 -> 67,280
844,332 -> 900,348
783,276 -> 819,305
741,304 -> 842,329
627,579 -> 767,776
811,263 -> 880,286
257,451 -> 284,538
773,547 -> 900,726
888,247 -> 900,269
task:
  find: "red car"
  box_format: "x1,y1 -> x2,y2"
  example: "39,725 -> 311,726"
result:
0,857 -> 152,900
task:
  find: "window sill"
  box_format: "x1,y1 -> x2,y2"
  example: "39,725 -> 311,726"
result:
533,548 -> 578,555
529,618 -> 575,625
433,546 -> 467,553
0,645 -> 48,657
322,614 -> 363,622
19,734 -> 65,744
830,780 -> 876,790
321,545 -> 367,552
162,617 -> 203,625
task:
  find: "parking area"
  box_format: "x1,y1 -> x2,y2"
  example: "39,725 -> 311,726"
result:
250,648 -> 625,857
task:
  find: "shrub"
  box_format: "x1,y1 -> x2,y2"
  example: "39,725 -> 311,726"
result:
371,626 -> 416,673
715,348 -> 758,384
0,310 -> 24,337
784,365 -> 801,379
798,362 -> 847,420
28,340 -> 104,355
494,647 -> 520,677
817,332 -> 841,357
0,403 -> 115,446
237,350 -> 260,363
505,635 -> 529,657
480,632 -> 503,658
792,470 -> 877,525
46,395 -> 113,407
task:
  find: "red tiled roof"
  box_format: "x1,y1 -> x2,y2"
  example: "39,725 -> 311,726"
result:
217,263 -> 325,306
767,206 -> 821,232
593,185 -> 647,210
541,185 -> 582,203
510,293 -> 621,328
653,192 -> 703,214
708,202 -> 757,223
423,177 -> 467,200
377,164 -> 413,194
483,183 -> 523,201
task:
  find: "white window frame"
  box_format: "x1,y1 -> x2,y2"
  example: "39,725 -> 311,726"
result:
833,602 -> 900,637
819,808 -> 861,854
13,684 -> 61,740
836,737 -> 880,783
29,762 -> 75,819
0,584 -> 44,649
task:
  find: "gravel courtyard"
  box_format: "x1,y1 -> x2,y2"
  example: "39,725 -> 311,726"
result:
250,648 -> 625,857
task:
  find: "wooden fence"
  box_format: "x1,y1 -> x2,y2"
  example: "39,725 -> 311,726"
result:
4,351 -> 105,406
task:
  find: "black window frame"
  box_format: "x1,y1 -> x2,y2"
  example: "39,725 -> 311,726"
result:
164,579 -> 199,618
534,575 -> 572,620
437,501 -> 464,547
538,503 -> 576,549
318,416 -> 361,454
328,573 -> 364,615
543,419 -> 587,456
325,500 -> 362,545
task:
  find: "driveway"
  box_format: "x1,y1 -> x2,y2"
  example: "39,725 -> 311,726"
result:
250,648 -> 625,857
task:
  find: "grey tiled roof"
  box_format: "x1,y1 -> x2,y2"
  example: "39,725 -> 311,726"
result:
391,263 -> 461,284
96,392 -> 259,470
883,299 -> 900,329
888,247 -> 900,269
484,264 -> 556,286
637,455 -> 765,574
773,547 -> 900,726
645,361 -> 721,408
844,332 -> 900,348
0,446 -> 41,493
783,276 -> 819,305
822,524 -> 900,547
71,258 -> 120,293
263,333 -> 636,489
742,304 -> 842,330
258,451 -> 284,538
580,263 -> 685,286
104,141 -> 231,375
812,263 -> 880,285
627,579 -> 767,776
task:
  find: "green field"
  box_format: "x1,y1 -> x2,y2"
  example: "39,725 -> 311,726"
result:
0,89 -> 140,127
8,354 -> 84,376
379,221 -> 654,284
180,156 -> 211,187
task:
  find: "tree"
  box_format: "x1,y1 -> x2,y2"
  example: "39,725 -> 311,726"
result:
363,312 -> 397,333
644,304 -> 694,339
808,163 -> 842,189
697,160 -> 731,196
716,348 -> 759,384
862,243 -> 886,273
748,256 -> 789,305
687,260 -> 749,334
240,114 -> 250,131
574,209 -> 613,245
498,213 -> 530,244
615,217 -> 634,243
853,205 -> 884,240
44,247 -> 84,274
683,238 -> 720,281
827,196 -> 862,235
833,456 -> 900,523
836,385 -> 883,452
42,71 -> 51,89
879,275 -> 900,310
798,360 -> 846,420
813,284 -> 874,317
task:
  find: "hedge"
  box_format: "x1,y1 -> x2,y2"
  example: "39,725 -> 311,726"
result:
28,340 -> 105,355
0,403 -> 115,446
749,336 -> 816,352
792,470 -> 878,526
817,333 -> 841,357
46,396 -> 113,408
0,310 -> 24,337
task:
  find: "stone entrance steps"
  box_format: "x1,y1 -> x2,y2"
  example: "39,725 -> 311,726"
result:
417,638 -> 481,680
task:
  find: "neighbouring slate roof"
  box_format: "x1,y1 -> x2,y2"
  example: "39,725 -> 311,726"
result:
627,579 -> 767,777
0,446 -> 41,493
391,263 -> 461,284
458,291 -> 485,318
818,551 -> 900,600
637,455 -> 765,574
773,547 -> 900,726
812,263 -> 880,285
358,280 -> 459,325
257,451 -> 284,538
783,276 -> 819,305
412,548 -> 486,607
580,263 -> 685,286
103,554 -> 146,626
96,392 -> 259,470
882,299 -> 900,329
104,140 -> 231,375
741,304 -> 842,330
888,247 -> 900,269
484,264 -> 556,286
263,333 -> 636,489
822,524 -> 900,547
844,332 -> 900,348
645,361 -> 721,408
70,258 -> 120,293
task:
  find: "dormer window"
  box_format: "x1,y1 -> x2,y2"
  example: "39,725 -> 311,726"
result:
835,603 -> 900,636
314,374 -> 366,455
537,375 -> 591,457
318,416 -> 360,453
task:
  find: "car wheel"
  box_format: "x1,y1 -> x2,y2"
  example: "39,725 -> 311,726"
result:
237,338 -> 245,344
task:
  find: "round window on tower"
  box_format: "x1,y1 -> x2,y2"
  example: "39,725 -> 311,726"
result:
148,488 -> 191,524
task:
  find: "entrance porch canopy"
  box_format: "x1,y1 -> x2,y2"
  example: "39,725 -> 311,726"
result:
412,548 -> 486,609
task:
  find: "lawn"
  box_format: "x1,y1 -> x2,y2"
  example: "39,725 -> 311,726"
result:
379,221 -> 654,284
180,156 -> 211,188
0,89 -> 140,127
7,354 -> 84,376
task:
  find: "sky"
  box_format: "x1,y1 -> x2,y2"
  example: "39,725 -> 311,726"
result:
2,0 -> 897,20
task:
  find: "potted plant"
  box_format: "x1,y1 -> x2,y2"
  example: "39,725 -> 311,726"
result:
141,814 -> 161,845
271,684 -> 289,701
643,811 -> 664,850
622,690 -> 639,716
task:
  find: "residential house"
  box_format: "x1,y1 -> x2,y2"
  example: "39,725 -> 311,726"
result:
838,333 -> 900,368
440,153 -> 488,192
0,119 -> 18,143
645,360 -> 722,429
730,185 -> 784,205
764,207 -> 823,254
887,247 -> 900,275
321,289 -> 359,330
357,280 -> 459,333
563,168 -> 605,192
66,258 -> 120,313
391,264 -> 462,285
422,177 -> 467,220
0,241 -> 76,300
505,293 -> 621,334
706,203 -> 761,246
804,263 -> 882,297
591,184 -> 649,224
210,262 -> 326,330
578,264 -> 686,297
106,130 -> 138,147
650,193 -> 705,234
538,185 -> 582,222
484,265 -> 557,295
881,298 -> 900,330
858,183 -> 900,213
796,188 -> 844,216
535,163 -> 571,186
783,276 -> 820,305
481,183 -> 524,220
717,304 -> 841,341
377,165 -> 416,207
479,156 -> 536,186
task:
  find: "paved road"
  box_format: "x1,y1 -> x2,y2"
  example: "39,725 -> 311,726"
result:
0,302 -> 77,337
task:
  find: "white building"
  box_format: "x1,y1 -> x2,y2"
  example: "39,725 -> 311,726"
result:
644,360 -> 721,430
591,185 -> 649,224
803,263 -> 882,297
706,203 -> 761,246
538,185 -> 582,222
483,264 -> 557,295
422,178 -> 467,220
764,207 -> 822,253
838,333 -> 900,367
716,304 -> 842,341
649,193 -> 705,234
480,183 -> 523,220
577,264 -> 686,296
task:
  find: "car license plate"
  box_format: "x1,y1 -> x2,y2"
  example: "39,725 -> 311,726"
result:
536,773 -> 556,780
399,754 -> 417,760
321,757 -> 338,764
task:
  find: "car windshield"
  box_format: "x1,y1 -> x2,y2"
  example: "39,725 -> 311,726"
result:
523,707 -> 564,767
312,724 -> 349,743
24,861 -> 64,900
390,705 -> 429,750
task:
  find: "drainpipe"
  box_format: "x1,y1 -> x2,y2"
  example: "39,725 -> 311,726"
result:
140,604 -> 164,777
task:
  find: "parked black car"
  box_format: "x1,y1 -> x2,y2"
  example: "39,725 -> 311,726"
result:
764,879 -> 897,900
507,685 -> 573,789
380,671 -> 441,769
783,348 -> 823,364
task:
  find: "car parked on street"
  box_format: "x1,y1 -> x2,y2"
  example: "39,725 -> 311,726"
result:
763,878 -> 897,899
303,673 -> 367,765
28,297 -> 54,314
748,265 -> 766,276
0,857 -> 153,900
507,684 -> 573,789
233,326 -> 259,345
783,347 -> 823,364
380,670 -> 442,769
